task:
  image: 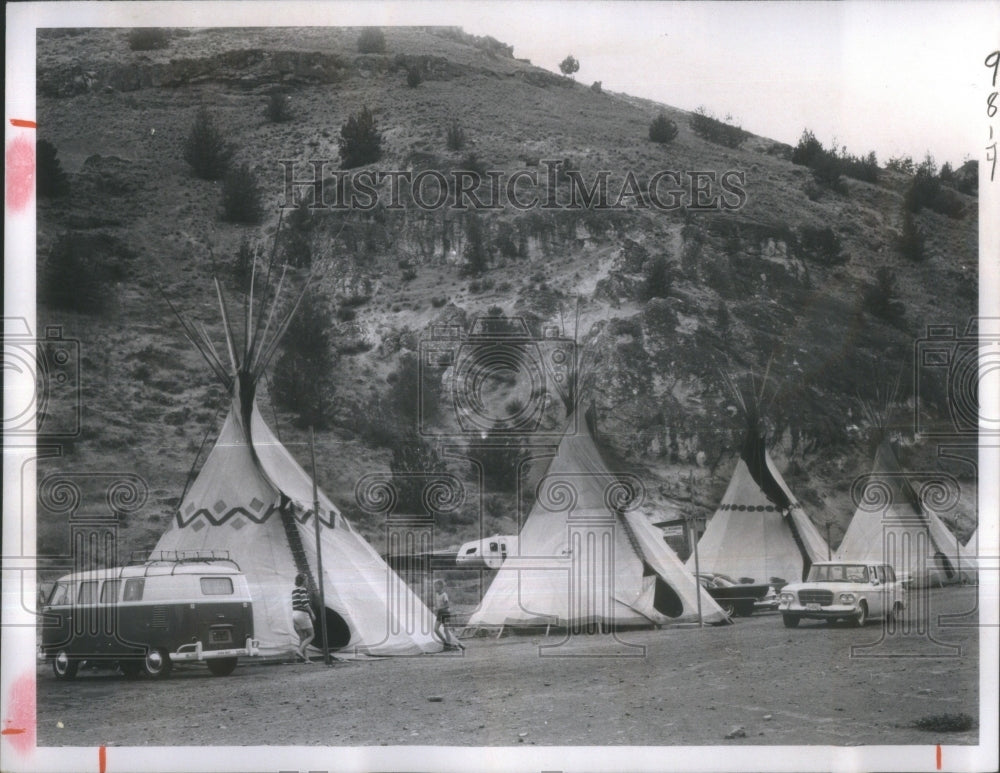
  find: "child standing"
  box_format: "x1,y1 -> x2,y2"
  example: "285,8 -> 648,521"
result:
433,578 -> 464,650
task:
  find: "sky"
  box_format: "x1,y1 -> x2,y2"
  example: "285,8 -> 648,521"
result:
9,1 -> 998,167
446,1 -> 998,168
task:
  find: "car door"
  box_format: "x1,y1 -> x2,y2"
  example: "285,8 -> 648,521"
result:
868,565 -> 884,617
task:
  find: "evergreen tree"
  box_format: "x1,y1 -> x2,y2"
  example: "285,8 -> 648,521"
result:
271,293 -> 337,428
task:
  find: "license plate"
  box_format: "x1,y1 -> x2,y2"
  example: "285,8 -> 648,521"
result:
806,603 -> 821,611
210,629 -> 232,644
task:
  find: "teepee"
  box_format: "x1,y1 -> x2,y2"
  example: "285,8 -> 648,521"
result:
835,387 -> 966,587
468,410 -> 727,629
154,249 -> 440,657
687,374 -> 829,585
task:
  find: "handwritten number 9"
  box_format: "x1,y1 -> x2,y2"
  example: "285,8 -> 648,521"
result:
987,50 -> 1000,87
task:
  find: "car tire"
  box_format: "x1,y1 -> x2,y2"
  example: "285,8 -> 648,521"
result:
141,648 -> 173,679
851,601 -> 868,627
206,657 -> 238,677
52,650 -> 79,681
736,601 -> 755,617
720,601 -> 736,617
782,614 -> 800,628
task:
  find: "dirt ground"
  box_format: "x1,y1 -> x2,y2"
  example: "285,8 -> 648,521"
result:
35,587 -> 981,748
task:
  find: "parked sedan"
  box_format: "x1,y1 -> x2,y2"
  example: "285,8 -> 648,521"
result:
695,573 -> 771,617
777,561 -> 906,628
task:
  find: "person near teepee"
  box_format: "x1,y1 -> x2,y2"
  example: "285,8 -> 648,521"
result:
291,574 -> 315,663
433,579 -> 464,650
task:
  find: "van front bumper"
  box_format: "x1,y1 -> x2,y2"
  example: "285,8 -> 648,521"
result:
171,637 -> 260,662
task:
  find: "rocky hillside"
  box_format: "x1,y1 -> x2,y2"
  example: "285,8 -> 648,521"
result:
34,27 -> 978,562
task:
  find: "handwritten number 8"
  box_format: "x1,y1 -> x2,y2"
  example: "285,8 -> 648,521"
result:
990,92 -> 998,118
987,51 -> 1000,87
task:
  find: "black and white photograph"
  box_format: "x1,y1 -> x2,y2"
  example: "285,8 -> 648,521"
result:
3,2 -> 998,772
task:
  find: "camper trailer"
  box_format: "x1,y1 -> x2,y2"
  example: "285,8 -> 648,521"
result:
455,536 -> 518,569
39,551 -> 259,680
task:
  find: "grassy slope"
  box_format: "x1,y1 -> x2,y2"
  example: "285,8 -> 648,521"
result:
35,27 -> 978,564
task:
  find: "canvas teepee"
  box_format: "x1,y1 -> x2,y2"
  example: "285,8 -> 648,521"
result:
834,384 -> 967,587
835,438 -> 967,587
687,375 -> 829,585
154,257 -> 440,657
468,411 -> 727,628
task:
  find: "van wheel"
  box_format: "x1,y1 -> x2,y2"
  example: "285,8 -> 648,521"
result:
782,615 -> 800,628
851,602 -> 868,627
119,660 -> 142,679
887,601 -> 904,624
142,648 -> 172,679
52,651 -> 79,680
206,657 -> 238,677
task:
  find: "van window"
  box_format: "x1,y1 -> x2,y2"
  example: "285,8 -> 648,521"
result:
78,581 -> 99,604
874,566 -> 885,583
48,582 -> 70,606
123,578 -> 145,601
884,566 -> 896,583
465,547 -> 477,555
489,542 -> 498,552
200,577 -> 234,595
100,580 -> 121,603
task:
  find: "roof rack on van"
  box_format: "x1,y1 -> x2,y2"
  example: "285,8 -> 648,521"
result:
128,550 -> 242,575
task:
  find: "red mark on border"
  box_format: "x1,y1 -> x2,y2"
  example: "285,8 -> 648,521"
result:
2,671 -> 36,754
10,119 -> 37,128
99,745 -> 107,773
936,744 -> 942,769
6,135 -> 35,212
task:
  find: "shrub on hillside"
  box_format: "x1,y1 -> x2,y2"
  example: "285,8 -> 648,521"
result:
648,112 -> 678,144
221,163 -> 263,223
338,106 -> 382,169
265,92 -> 292,123
42,232 -> 133,314
183,107 -> 232,180
127,28 -> 170,51
642,255 -> 674,301
886,156 -> 915,175
36,139 -> 69,197
232,239 -> 259,292
792,130 -> 877,189
591,81 -> 602,94
462,213 -> 489,275
863,267 -> 905,324
898,211 -> 926,262
390,433 -> 449,512
406,66 -> 422,88
689,108 -> 748,149
904,165 -> 964,218
271,293 -> 337,429
559,55 -> 580,77
798,226 -> 847,266
357,28 -> 386,54
446,120 -> 466,151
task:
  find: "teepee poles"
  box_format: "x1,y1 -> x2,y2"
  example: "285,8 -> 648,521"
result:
310,426 -> 331,666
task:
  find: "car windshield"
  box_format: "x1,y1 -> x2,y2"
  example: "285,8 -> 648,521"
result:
808,564 -> 869,583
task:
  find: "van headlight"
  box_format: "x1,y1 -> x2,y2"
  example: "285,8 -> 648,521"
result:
839,593 -> 856,604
